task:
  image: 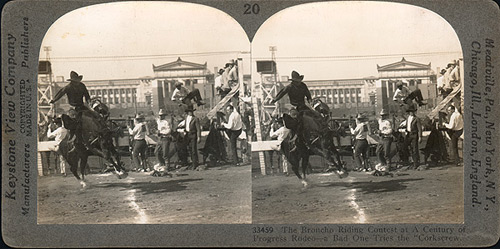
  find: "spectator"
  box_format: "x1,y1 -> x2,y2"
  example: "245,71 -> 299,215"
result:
437,69 -> 452,97
444,105 -> 463,166
393,81 -> 427,109
220,63 -> 232,98
228,59 -> 238,87
270,117 -> 291,174
128,114 -> 149,172
47,116 -> 69,176
404,106 -> 423,170
155,109 -> 172,170
350,114 -> 371,172
222,105 -> 243,165
376,109 -> 393,172
171,81 -> 205,108
214,68 -> 225,98
182,107 -> 201,170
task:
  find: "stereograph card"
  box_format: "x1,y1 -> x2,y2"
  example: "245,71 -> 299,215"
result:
1,0 -> 499,247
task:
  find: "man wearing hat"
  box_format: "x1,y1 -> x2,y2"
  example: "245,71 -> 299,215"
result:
171,81 -> 205,108
271,70 -> 313,113
182,107 -> 201,170
404,106 -> 423,169
50,71 -> 91,110
376,109 -> 393,171
350,114 -> 371,171
128,114 -> 149,172
50,71 -> 101,148
214,68 -> 229,99
393,80 -> 427,109
437,69 -> 452,97
155,109 -> 172,169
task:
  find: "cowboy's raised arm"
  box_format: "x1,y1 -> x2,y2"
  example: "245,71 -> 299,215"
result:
50,86 -> 67,104
271,85 -> 290,104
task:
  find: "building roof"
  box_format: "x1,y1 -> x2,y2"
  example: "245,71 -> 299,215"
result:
377,57 -> 431,72
304,78 -> 375,87
153,57 -> 208,72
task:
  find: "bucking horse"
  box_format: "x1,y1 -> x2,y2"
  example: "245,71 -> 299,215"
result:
59,105 -> 127,187
281,100 -> 348,187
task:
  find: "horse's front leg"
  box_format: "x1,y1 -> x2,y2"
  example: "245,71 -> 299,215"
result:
301,155 -> 310,187
79,155 -> 89,187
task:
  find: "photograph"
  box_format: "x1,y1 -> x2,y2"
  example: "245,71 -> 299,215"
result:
250,1 -> 465,224
36,1 -> 253,224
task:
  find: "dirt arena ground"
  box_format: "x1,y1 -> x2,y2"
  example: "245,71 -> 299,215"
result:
252,153 -> 464,224
38,156 -> 251,224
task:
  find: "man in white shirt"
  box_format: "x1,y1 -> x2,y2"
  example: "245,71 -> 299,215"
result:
128,114 -> 149,172
349,114 -> 371,171
393,81 -> 427,109
269,117 -> 291,174
47,116 -> 69,176
444,105 -> 463,165
214,69 -> 225,98
155,109 -> 172,169
171,81 -> 205,108
437,69 -> 453,97
222,105 -> 243,165
376,109 -> 393,171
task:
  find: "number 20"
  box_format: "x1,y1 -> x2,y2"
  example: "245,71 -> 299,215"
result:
244,3 -> 260,14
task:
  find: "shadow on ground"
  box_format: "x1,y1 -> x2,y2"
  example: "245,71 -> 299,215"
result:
315,178 -> 424,194
93,178 -> 203,195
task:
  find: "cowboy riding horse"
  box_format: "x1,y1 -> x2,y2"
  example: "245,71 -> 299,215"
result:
50,71 -> 127,187
272,71 -> 347,187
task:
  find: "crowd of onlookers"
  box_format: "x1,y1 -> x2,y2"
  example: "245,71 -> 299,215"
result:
263,60 -> 464,175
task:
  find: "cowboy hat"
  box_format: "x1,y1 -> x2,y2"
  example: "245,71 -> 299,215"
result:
158,109 -> 168,116
448,60 -> 456,66
396,81 -> 403,87
135,114 -> 145,120
440,69 -> 447,74
289,71 -> 304,82
175,81 -> 183,87
380,109 -> 389,116
66,71 -> 83,83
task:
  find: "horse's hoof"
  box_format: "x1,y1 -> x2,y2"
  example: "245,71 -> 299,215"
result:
116,171 -> 128,179
80,181 -> 87,188
336,170 -> 348,178
301,180 -> 308,188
